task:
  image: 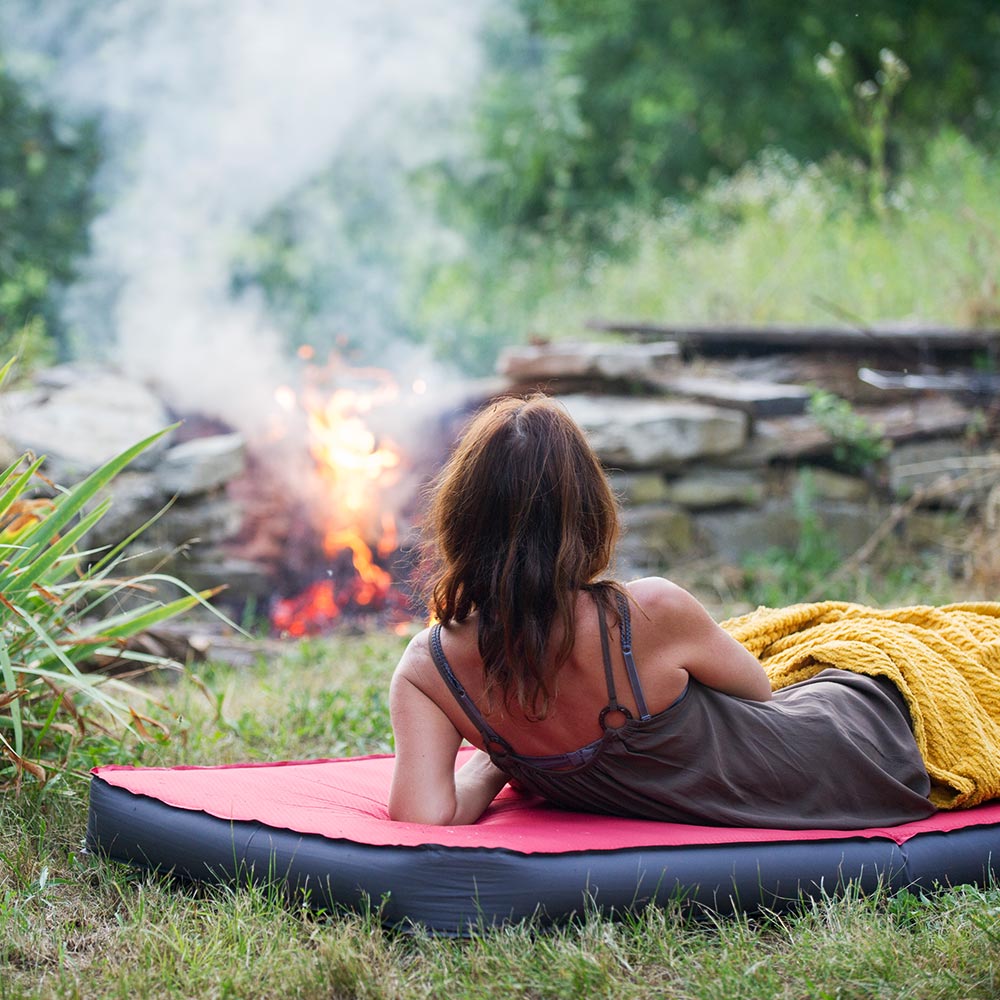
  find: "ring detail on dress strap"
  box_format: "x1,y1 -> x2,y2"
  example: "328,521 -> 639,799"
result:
599,704 -> 634,731
483,736 -> 512,758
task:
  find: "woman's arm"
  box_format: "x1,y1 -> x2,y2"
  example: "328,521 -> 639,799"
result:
388,644 -> 509,825
633,578 -> 772,702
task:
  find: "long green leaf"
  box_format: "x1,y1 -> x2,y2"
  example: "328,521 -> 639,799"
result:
89,647 -> 185,668
0,454 -> 31,496
37,590 -> 213,668
7,620 -> 134,728
88,495 -> 177,577
0,635 -> 23,757
9,664 -> 134,720
10,599 -> 90,682
76,572 -> 244,636
31,690 -> 65,749
0,455 -> 46,533
3,425 -> 176,575
21,659 -> 172,729
0,357 -> 14,386
2,499 -> 112,604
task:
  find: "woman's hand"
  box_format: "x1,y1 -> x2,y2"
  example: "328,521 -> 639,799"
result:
452,749 -> 511,823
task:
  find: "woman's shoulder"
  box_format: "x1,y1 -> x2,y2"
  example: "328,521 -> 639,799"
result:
393,619 -> 478,690
392,627 -> 435,685
622,577 -> 724,643
625,576 -> 700,616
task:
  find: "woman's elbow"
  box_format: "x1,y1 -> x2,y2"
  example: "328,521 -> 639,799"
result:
744,671 -> 773,702
388,792 -> 457,826
739,651 -> 773,702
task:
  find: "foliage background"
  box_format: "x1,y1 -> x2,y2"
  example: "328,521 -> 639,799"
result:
0,59 -> 99,366
2,9 -> 999,991
3,0 -> 999,373
454,0 -> 1000,230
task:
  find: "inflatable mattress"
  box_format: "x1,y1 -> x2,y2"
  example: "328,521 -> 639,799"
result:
87,750 -> 1000,935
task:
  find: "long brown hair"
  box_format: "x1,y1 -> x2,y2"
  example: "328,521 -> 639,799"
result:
423,394 -> 622,718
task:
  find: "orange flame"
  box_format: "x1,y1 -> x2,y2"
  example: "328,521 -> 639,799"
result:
270,352 -> 409,635
305,387 -> 401,520
322,528 -> 392,605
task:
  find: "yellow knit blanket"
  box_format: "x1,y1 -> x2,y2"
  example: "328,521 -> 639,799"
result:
721,601 -> 1000,809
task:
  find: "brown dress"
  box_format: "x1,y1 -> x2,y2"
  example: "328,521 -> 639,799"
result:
430,597 -> 934,830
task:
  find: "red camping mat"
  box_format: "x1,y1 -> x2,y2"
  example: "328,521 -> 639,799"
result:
91,748 -> 1000,852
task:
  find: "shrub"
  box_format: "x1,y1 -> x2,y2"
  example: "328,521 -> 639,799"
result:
0,360 -> 215,789
807,389 -> 890,474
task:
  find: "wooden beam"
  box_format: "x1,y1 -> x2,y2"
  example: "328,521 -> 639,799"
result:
587,320 -> 1000,354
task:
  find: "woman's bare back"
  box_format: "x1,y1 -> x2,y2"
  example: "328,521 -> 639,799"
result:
402,577 -> 767,760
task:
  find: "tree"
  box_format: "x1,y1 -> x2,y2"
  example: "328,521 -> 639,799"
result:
0,57 -> 101,363
456,0 -> 1000,233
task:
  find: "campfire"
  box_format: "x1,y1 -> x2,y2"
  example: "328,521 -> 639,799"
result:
233,350 -> 428,637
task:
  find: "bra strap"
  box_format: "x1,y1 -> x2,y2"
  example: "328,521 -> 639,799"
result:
615,592 -> 651,720
428,624 -> 514,756
597,600 -> 632,731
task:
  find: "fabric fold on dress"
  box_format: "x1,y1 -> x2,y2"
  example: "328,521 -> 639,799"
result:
722,601 -> 1000,809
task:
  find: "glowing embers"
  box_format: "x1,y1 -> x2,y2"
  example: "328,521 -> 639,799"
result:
271,535 -> 403,637
268,353 -> 413,636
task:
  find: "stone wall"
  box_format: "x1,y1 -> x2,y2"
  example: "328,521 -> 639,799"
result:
2,342 -> 998,618
0,363 -> 470,618
497,338 -> 1000,583
0,365 -> 258,605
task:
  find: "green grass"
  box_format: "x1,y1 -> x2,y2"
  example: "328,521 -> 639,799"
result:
418,131 -> 1000,372
511,132 -> 1000,340
3,628 -> 1000,999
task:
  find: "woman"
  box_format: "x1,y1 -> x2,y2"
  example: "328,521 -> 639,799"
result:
389,395 -> 933,828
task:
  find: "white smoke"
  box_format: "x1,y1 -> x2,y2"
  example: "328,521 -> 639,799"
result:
1,0 -> 489,433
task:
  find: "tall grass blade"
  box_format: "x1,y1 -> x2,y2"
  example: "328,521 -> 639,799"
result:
78,573 -> 243,636
7,599 -> 90,682
0,456 -> 46,529
87,496 -> 177,577
53,592 -> 222,669
2,426 -> 175,575
2,500 -> 112,603
0,455 -> 32,495
0,635 -> 23,757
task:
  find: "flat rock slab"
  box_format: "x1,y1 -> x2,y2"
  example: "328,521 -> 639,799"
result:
608,471 -> 672,506
870,397 -> 975,441
85,470 -> 173,551
589,319 -> 1000,353
498,340 -> 679,384
794,467 -> 872,503
740,396 -> 975,465
1,367 -> 172,481
156,433 -> 247,497
560,394 -> 748,469
888,440 -> 1000,507
655,374 -> 812,417
617,503 -> 699,569
663,468 -> 766,510
695,498 -> 885,562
